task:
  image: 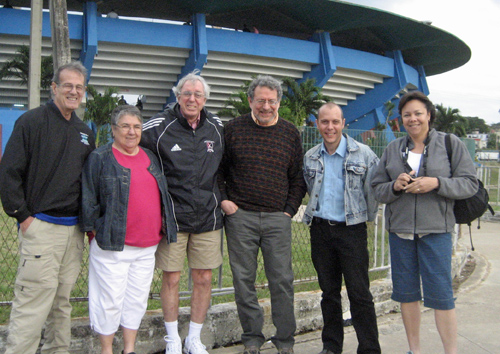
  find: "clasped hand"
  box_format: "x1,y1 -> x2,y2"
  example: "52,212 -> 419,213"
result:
394,171 -> 438,194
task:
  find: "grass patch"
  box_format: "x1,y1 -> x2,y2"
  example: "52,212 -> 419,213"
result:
0,211 -> 390,325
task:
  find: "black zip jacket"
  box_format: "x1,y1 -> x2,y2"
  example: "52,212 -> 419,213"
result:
0,101 -> 96,223
140,102 -> 224,234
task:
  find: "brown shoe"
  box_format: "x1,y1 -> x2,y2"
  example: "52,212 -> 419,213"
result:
278,348 -> 294,354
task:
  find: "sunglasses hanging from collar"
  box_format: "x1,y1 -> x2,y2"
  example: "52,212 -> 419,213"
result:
400,135 -> 431,177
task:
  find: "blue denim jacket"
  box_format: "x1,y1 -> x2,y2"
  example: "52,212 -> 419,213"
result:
302,134 -> 379,226
81,143 -> 177,251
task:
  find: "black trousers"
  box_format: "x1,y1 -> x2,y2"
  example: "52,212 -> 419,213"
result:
310,219 -> 381,354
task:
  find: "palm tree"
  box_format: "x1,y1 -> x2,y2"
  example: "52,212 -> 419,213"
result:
84,84 -> 120,146
281,77 -> 330,127
0,45 -> 53,90
218,77 -> 330,128
217,80 -> 251,118
434,104 -> 468,137
218,79 -> 294,122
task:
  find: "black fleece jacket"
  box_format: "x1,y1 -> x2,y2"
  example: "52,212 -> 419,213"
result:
0,101 -> 95,223
140,103 -> 224,234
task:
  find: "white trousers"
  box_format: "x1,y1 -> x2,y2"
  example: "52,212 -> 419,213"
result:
88,240 -> 158,335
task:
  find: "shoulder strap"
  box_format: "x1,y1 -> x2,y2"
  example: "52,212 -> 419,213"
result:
445,133 -> 452,163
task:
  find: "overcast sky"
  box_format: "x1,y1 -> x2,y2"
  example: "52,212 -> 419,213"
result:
345,0 -> 500,125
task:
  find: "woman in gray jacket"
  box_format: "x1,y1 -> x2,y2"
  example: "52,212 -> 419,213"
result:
371,91 -> 478,354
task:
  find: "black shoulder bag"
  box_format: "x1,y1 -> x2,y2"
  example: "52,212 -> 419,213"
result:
445,134 -> 494,250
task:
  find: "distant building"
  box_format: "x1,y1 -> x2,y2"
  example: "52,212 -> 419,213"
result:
467,131 -> 489,149
476,150 -> 499,161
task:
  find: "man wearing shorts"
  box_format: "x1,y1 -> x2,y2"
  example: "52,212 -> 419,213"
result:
140,71 -> 224,354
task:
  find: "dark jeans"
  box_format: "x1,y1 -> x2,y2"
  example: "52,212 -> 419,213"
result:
225,208 -> 295,349
310,219 -> 381,354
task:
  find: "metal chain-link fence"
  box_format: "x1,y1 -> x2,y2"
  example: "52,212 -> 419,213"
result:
0,128 -> 476,312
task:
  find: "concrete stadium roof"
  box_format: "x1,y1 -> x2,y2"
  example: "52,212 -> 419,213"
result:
10,0 -> 470,76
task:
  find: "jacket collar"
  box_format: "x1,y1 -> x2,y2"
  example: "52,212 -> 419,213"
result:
47,99 -> 78,123
171,102 -> 208,130
405,128 -> 436,150
310,133 -> 359,159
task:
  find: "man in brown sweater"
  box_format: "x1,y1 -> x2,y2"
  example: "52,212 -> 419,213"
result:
219,75 -> 306,354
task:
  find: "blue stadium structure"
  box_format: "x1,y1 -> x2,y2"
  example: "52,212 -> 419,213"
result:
0,0 -> 471,151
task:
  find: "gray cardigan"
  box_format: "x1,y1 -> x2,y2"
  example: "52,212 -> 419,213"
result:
371,129 -> 478,234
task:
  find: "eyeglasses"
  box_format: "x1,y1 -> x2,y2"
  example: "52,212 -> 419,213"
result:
58,83 -> 85,93
254,99 -> 279,106
180,91 -> 205,99
114,123 -> 142,132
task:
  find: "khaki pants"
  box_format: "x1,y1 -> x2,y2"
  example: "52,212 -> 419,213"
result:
5,219 -> 84,354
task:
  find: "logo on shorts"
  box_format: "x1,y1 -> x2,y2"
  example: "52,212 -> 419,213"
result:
171,144 -> 182,152
80,132 -> 90,146
205,140 -> 214,153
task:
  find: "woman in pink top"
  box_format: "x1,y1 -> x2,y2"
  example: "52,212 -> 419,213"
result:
81,105 -> 177,354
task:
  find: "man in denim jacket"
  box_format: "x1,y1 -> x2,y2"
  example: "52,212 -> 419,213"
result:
302,103 -> 381,354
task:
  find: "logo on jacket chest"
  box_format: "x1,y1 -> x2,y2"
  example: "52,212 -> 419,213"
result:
205,140 -> 215,153
80,132 -> 90,146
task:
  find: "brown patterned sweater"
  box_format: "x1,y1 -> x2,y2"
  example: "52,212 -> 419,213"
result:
218,114 -> 306,216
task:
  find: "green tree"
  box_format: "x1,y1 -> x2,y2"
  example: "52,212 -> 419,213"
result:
84,85 -> 120,146
0,45 -> 53,90
217,79 -> 252,118
434,104 -> 468,137
465,116 -> 489,134
280,77 -> 330,127
383,100 -> 401,132
218,77 -> 330,128
487,133 -> 497,149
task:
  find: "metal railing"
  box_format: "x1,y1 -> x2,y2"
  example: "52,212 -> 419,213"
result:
0,127 -> 481,307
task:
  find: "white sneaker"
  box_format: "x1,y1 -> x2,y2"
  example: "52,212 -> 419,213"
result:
183,336 -> 209,354
164,335 -> 182,354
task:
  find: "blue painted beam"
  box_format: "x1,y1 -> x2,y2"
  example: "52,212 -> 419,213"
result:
417,65 -> 429,95
182,13 -> 208,75
80,1 -> 98,82
346,111 -> 377,130
333,46 -> 394,77
343,50 -> 419,130
375,106 -> 396,141
0,8 -> 83,39
207,28 -> 320,64
303,32 -> 336,87
167,13 -> 208,105
95,16 -> 191,48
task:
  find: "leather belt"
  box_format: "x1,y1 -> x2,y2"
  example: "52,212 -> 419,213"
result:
312,217 -> 346,226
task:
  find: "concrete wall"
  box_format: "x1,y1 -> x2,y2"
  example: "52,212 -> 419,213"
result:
0,241 -> 468,354
61,280 -> 398,354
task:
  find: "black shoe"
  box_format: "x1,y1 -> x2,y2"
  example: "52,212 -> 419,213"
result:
243,346 -> 260,354
278,348 -> 294,354
319,349 -> 336,354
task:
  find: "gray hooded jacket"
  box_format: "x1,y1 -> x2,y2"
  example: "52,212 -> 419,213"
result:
371,129 -> 478,235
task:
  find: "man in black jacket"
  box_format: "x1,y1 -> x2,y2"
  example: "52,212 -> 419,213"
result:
141,71 -> 224,354
0,61 -> 95,354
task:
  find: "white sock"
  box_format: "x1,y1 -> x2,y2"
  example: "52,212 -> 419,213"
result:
165,320 -> 181,341
186,321 -> 203,341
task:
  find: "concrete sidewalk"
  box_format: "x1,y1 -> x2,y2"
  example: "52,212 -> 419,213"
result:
212,221 -> 500,354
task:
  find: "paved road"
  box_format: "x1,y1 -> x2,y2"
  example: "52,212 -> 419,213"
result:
211,220 -> 500,354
